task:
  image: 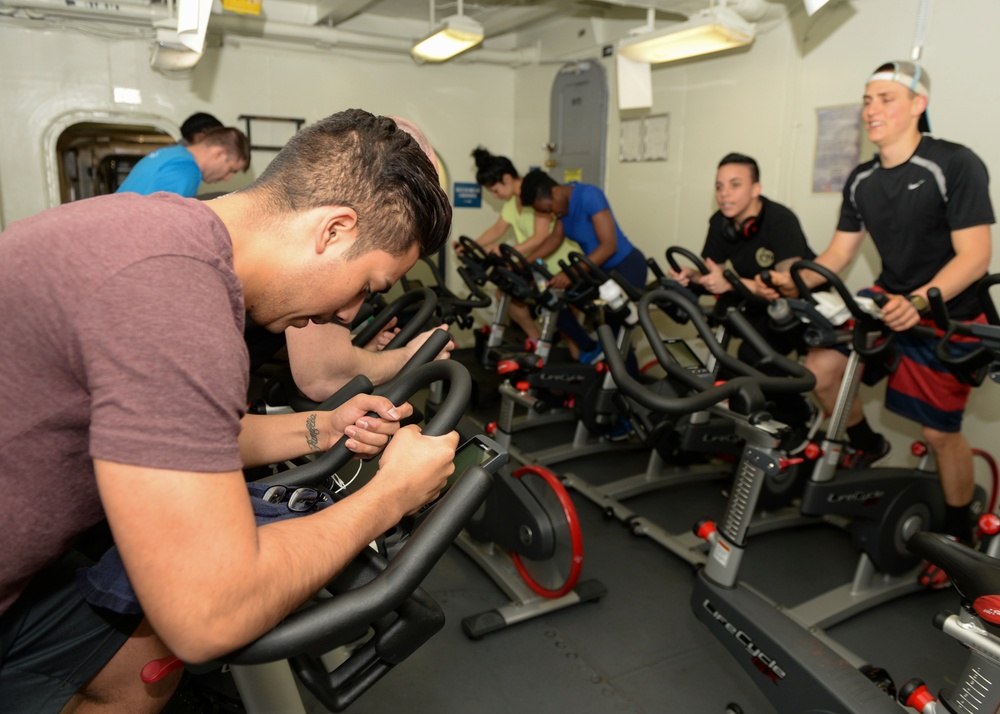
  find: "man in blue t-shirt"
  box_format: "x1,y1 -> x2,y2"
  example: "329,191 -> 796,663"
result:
520,170 -> 647,367
116,126 -> 250,197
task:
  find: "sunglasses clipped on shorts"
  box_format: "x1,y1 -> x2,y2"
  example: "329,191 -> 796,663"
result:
262,485 -> 332,513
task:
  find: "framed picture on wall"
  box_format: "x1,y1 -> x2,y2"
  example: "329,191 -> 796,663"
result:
812,104 -> 862,193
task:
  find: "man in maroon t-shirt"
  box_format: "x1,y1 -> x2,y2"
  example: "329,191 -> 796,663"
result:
0,109 -> 454,712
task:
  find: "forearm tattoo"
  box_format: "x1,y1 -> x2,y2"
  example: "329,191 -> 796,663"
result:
305,413 -> 320,452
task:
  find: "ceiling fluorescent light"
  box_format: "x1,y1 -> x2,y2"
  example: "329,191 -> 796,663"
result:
618,7 -> 756,65
411,13 -> 484,63
803,0 -> 834,16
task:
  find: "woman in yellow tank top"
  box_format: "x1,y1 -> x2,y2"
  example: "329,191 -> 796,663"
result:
458,147 -> 580,347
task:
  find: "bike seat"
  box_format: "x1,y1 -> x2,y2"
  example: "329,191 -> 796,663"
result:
908,531 -> 1000,627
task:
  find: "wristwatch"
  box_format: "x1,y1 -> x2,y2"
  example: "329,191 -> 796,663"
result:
908,294 -> 930,316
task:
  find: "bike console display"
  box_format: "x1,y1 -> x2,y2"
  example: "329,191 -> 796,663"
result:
661,338 -> 712,381
417,435 -> 508,518
449,434 -> 508,489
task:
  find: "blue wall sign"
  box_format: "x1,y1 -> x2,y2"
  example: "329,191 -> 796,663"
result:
453,182 -> 482,208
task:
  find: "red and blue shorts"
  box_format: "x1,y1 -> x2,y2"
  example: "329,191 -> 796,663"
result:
852,312 -> 987,433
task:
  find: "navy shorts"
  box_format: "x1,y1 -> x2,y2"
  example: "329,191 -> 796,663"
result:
0,551 -> 143,713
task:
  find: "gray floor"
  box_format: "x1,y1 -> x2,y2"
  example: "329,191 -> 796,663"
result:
305,416 -> 968,714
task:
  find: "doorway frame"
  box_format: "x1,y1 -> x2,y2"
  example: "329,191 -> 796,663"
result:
43,110 -> 179,209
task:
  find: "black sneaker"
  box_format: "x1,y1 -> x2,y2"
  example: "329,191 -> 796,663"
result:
841,436 -> 891,469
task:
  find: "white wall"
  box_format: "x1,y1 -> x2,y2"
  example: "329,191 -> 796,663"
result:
511,0 -> 1000,468
0,21 -> 515,245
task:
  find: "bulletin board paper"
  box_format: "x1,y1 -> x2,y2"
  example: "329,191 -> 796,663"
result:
813,105 -> 862,193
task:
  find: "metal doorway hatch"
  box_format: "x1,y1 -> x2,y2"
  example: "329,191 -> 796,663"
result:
547,60 -> 608,189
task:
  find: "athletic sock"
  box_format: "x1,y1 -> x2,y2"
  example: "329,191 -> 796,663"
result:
846,419 -> 882,452
944,503 -> 974,544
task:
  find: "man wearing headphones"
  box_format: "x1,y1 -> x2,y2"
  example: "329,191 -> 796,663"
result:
672,153 -> 814,307
670,152 -> 817,441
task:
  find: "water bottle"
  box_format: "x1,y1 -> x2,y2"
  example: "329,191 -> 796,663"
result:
768,298 -> 798,332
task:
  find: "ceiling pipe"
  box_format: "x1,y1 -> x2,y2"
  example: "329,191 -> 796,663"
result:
212,13 -> 537,64
0,0 -> 167,23
0,0 -> 539,65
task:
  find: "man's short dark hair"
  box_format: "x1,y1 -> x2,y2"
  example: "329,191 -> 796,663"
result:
198,127 -> 252,170
472,147 -> 518,187
718,153 -> 760,183
248,108 -> 452,259
519,169 -> 558,207
180,112 -> 223,143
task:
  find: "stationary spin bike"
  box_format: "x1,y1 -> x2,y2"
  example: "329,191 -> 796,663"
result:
773,260 -> 989,630
145,360 -> 498,714
596,295 -> 909,713
244,326 -> 606,640
640,294 -> 1000,714
567,259 -> 828,566
453,235 -> 568,369
450,420 -> 608,640
485,252 -> 642,467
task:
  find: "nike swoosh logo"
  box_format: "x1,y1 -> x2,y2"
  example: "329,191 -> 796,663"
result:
908,180 -> 925,190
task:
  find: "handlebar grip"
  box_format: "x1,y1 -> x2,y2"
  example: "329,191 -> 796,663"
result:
351,287 -> 437,349
381,328 -> 452,384
665,246 -> 709,276
723,268 -> 761,304
255,361 -> 471,489
927,287 -> 951,331
568,252 -> 609,286
315,374 -> 375,412
383,288 -> 439,350
977,274 -> 1000,326
451,267 -> 492,309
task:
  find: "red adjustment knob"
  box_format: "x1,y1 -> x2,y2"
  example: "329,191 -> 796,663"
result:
803,442 -> 823,460
595,362 -> 608,373
845,319 -> 857,330
565,395 -> 576,408
900,680 -> 936,711
496,359 -> 520,375
911,441 -> 928,457
980,512 -> 1000,536
714,380 -> 727,387
694,520 -> 717,541
485,421 -> 497,436
480,325 -> 491,334
778,457 -> 804,471
515,381 -> 530,392
535,359 -> 544,370
141,655 -> 183,683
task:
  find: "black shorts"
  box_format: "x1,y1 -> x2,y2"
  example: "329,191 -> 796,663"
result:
0,551 -> 143,713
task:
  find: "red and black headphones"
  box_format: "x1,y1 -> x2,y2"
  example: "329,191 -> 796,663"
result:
722,199 -> 766,242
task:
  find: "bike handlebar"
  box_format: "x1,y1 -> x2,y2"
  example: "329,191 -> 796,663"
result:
194,456 -> 494,668
351,287 -> 438,350
255,359 -> 471,489
610,288 -> 814,417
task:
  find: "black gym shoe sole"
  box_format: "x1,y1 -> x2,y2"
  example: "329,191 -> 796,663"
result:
841,439 -> 892,469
